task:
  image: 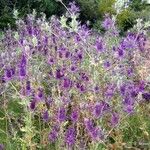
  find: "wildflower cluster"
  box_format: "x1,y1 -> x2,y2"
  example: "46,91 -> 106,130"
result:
0,1 -> 149,149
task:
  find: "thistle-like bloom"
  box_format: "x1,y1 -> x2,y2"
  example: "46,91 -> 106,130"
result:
142,93 -> 150,101
19,67 -> 26,78
30,100 -> 36,110
57,107 -> 66,122
80,72 -> 89,82
76,82 -> 86,92
68,2 -> 80,15
93,103 -> 103,118
37,88 -> 44,99
42,110 -> 49,122
5,69 -> 12,79
63,78 -> 72,89
102,16 -> 114,30
48,130 -> 58,143
121,33 -> 137,49
65,51 -> 71,58
48,57 -> 55,65
94,38 -> 104,52
105,84 -> 116,99
137,33 -> 146,51
120,84 -> 126,96
103,61 -> 110,68
70,110 -> 78,123
56,69 -> 64,79
110,112 -> 119,127
84,118 -> 95,132
70,65 -> 77,72
65,127 -> 76,147
20,54 -> 27,67
118,47 -> 124,57
123,96 -> 134,106
138,80 -> 145,92
10,67 -> 15,76
90,127 -> 103,141
123,105 -> 134,114
94,85 -> 100,94
26,81 -> 31,91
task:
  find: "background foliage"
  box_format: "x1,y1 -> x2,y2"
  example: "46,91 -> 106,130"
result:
0,0 -> 150,32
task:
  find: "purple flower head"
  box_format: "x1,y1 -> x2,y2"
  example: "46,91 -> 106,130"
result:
44,36 -> 48,45
27,26 -> 33,35
37,88 -> 44,99
93,103 -> 103,118
121,33 -> 137,50
137,33 -> 146,51
70,110 -> 79,123
84,118 -> 95,132
120,84 -> 126,96
1,75 -> 5,83
130,90 -> 138,98
48,125 -> 60,143
74,35 -> 81,42
65,51 -> 71,58
68,2 -> 80,15
30,100 -> 36,110
90,127 -> 102,141
105,84 -> 116,99
19,67 -> 26,77
10,67 -> 15,76
65,127 -> 76,147
81,72 -> 89,82
53,125 -> 60,132
42,110 -> 49,122
26,81 -> 31,91
101,101 -> 110,111
118,47 -> 124,57
5,69 -> 12,79
63,78 -> 72,89
126,67 -> 133,76
95,38 -> 104,52
56,69 -> 64,79
58,51 -> 63,58
110,112 -> 119,127
48,130 -> 58,143
46,97 -> 53,108
78,52 -> 83,60
70,65 -> 77,72
103,61 -> 110,68
102,15 -> 114,30
79,25 -> 91,38
57,107 -> 66,122
58,45 -> 66,52
138,80 -> 145,92
20,54 -> 27,67
123,96 -> 134,106
142,93 -> 150,101
48,57 -> 55,65
94,86 -> 100,93
61,96 -> 71,105
123,105 -> 134,114
79,84 -> 86,93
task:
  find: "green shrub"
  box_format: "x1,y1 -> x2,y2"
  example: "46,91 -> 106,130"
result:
116,9 -> 136,33
98,0 -> 116,16
76,0 -> 100,22
0,0 -> 70,29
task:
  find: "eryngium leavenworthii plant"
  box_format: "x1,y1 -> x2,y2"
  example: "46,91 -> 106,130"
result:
0,1 -> 149,149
